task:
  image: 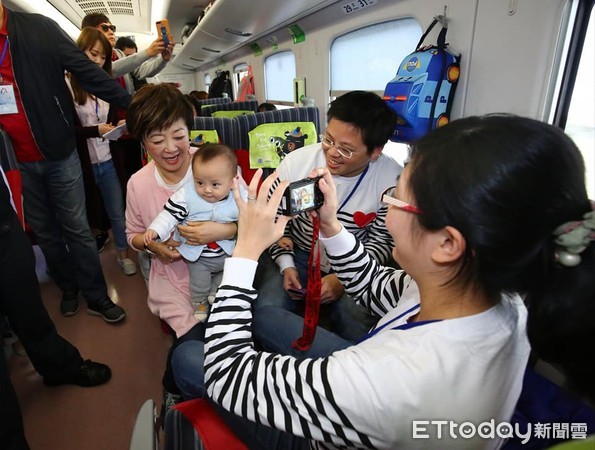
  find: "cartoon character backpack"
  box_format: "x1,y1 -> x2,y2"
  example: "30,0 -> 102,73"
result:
383,17 -> 461,143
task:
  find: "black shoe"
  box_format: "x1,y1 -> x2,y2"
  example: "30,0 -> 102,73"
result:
44,359 -> 111,387
60,290 -> 79,317
87,297 -> 126,323
96,231 -> 110,253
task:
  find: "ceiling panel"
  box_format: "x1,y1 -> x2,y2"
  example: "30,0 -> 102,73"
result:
47,0 -> 151,32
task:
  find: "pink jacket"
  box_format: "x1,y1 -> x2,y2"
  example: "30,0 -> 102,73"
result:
126,161 -> 197,337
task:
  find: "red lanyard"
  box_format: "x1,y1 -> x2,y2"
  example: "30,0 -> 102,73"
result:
291,215 -> 322,351
291,166 -> 369,350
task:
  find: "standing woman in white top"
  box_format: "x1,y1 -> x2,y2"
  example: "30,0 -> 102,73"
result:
67,27 -> 136,275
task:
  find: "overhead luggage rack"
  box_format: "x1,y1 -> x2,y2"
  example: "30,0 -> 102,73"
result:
172,0 -> 340,70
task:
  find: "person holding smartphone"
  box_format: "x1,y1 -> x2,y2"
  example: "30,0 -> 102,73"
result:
81,13 -> 175,253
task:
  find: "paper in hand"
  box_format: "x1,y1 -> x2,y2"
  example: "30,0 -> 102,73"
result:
103,123 -> 128,141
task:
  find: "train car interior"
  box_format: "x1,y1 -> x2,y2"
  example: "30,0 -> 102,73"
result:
1,0 -> 594,449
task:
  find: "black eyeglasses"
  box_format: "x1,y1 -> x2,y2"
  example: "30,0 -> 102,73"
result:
100,24 -> 116,32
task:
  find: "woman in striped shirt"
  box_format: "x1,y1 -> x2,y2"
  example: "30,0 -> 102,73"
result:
199,115 -> 594,449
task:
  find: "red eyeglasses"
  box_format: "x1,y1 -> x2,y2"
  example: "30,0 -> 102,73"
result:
380,187 -> 422,214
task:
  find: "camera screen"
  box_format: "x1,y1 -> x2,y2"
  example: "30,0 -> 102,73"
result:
290,182 -> 317,212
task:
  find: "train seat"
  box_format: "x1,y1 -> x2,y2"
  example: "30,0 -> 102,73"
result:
164,398 -> 247,450
234,106 -> 321,183
191,107 -> 321,185
192,116 -> 240,150
200,100 -> 259,117
503,364 -> 595,449
195,97 -> 231,107
234,106 -> 321,152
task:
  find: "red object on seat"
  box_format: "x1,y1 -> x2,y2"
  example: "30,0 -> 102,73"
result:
235,149 -> 256,185
174,398 -> 247,450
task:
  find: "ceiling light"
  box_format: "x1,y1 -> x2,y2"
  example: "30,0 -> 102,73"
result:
224,27 -> 252,37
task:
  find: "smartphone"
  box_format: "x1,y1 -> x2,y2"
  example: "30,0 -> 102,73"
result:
156,19 -> 172,47
287,287 -> 307,298
281,176 -> 324,216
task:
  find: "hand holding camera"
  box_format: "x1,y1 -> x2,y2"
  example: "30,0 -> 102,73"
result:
281,176 -> 324,216
231,168 -> 342,261
306,168 -> 342,238
231,169 -> 290,261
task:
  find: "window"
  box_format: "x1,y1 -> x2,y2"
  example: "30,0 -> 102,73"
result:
554,0 -> 595,198
233,63 -> 249,98
330,19 -> 422,96
264,51 -> 296,103
204,73 -> 211,92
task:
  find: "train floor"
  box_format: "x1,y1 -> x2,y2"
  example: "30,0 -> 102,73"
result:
7,240 -> 170,450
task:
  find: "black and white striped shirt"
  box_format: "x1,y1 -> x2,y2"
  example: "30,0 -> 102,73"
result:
205,229 -> 530,449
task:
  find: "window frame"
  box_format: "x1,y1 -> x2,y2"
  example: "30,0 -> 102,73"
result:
552,0 -> 594,128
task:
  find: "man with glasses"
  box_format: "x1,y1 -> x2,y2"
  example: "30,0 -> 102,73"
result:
253,90 -> 403,355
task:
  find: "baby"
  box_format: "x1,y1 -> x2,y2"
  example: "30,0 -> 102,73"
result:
144,143 -> 246,321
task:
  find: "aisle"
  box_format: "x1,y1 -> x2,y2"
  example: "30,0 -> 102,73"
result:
8,244 -> 170,450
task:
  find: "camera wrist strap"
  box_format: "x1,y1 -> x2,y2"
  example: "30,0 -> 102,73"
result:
292,215 -> 321,351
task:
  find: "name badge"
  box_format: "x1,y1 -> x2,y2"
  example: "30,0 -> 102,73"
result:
0,84 -> 18,115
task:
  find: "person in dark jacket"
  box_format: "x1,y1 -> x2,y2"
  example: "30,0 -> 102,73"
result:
0,166 -> 112,450
0,3 -> 131,323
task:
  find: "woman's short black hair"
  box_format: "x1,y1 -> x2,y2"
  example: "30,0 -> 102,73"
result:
126,84 -> 194,142
407,114 -> 594,401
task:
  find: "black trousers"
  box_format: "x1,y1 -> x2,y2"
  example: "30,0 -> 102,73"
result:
0,199 -> 83,450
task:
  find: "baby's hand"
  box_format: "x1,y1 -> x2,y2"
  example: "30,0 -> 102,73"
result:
277,237 -> 293,250
144,229 -> 158,246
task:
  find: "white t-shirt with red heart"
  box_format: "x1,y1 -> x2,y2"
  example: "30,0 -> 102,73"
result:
271,142 -> 402,273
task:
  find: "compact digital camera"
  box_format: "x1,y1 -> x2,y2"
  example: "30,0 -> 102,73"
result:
281,176 -> 324,216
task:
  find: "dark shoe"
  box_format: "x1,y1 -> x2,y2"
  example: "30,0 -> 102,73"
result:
60,290 -> 79,317
87,297 -> 126,323
96,231 -> 111,253
44,359 -> 111,387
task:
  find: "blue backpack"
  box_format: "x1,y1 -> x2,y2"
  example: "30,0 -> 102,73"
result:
383,18 -> 461,143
